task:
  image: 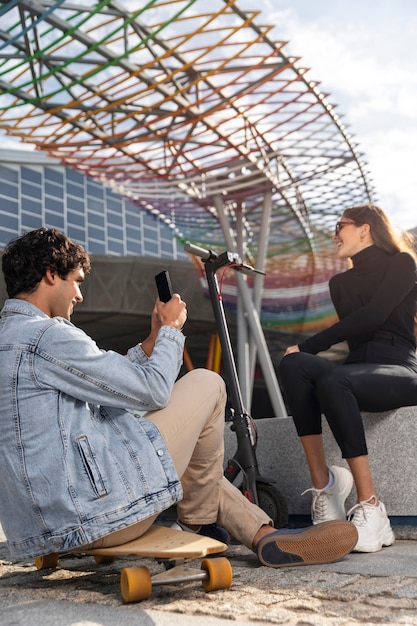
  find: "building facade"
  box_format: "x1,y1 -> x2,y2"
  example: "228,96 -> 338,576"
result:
0,149 -> 187,260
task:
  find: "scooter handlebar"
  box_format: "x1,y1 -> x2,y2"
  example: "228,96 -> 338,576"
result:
184,241 -> 217,260
184,241 -> 265,276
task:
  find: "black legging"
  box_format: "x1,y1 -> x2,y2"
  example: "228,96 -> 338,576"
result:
279,342 -> 417,458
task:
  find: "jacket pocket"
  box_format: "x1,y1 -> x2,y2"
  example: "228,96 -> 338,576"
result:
76,435 -> 108,498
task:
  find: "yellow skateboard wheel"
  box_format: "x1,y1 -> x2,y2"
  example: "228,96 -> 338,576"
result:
120,566 -> 152,603
34,553 -> 59,570
93,555 -> 116,564
200,557 -> 233,592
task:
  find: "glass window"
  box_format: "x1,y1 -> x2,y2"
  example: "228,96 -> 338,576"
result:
45,212 -> 65,230
66,182 -> 84,198
161,240 -> 173,254
66,168 -> 84,184
87,180 -> 104,199
88,225 -> 105,240
67,225 -> 86,243
87,198 -> 104,212
88,211 -> 105,227
107,225 -> 123,240
45,196 -> 64,212
107,198 -> 122,212
0,181 -> 18,198
126,226 -> 141,241
67,196 -> 84,212
21,198 -> 42,214
126,238 -> 142,255
0,165 -> 18,184
144,240 -> 159,255
144,225 -> 157,239
125,212 -> 141,228
21,212 -> 43,229
45,167 -> 64,184
107,239 -> 124,254
107,211 -> 123,227
22,182 -> 42,200
0,212 -> 19,230
143,212 -> 157,227
0,229 -> 17,248
21,167 -> 41,184
45,181 -> 63,198
88,239 -> 106,254
68,211 -> 85,227
0,197 -> 18,213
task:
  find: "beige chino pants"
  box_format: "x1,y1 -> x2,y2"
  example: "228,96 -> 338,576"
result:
87,369 -> 272,551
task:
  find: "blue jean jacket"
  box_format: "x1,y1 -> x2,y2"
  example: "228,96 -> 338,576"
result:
0,299 -> 184,560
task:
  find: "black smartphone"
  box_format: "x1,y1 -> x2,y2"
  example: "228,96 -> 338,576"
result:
155,270 -> 173,302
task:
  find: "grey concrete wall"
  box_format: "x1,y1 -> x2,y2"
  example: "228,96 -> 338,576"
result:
224,407 -> 417,517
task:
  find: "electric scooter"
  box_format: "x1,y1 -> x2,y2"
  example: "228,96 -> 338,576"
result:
184,242 -> 288,528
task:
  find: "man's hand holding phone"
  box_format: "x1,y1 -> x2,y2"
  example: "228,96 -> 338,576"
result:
154,270 -> 187,331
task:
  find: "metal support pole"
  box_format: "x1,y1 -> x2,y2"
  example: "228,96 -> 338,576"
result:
248,190 -> 273,399
235,206 -> 251,408
212,194 -> 287,417
235,272 -> 288,417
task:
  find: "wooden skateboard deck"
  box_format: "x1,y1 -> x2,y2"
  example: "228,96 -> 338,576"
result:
79,524 -> 228,559
34,524 -> 233,603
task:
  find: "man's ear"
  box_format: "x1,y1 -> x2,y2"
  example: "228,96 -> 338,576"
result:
44,269 -> 57,285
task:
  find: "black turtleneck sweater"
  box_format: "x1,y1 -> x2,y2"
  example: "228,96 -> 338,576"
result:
299,245 -> 417,355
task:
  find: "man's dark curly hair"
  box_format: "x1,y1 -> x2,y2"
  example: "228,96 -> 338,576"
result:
2,228 -> 91,298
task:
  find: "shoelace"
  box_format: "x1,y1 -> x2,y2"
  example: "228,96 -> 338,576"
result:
302,486 -> 332,521
346,495 -> 377,526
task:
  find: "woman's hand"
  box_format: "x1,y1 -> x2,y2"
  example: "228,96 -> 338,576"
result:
284,345 -> 300,356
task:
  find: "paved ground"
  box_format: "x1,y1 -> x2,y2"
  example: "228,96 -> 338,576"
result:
2,523 -> 417,626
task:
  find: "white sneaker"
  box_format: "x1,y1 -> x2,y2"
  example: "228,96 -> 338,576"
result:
347,497 -> 395,552
302,465 -> 354,525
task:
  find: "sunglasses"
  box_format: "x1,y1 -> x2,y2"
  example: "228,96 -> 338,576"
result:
334,220 -> 358,236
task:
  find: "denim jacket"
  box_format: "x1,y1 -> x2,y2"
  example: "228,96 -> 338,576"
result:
0,299 -> 184,560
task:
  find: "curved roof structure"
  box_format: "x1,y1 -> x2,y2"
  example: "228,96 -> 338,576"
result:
0,0 -> 375,413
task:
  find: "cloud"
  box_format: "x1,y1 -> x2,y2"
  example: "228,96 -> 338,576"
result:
257,2 -> 417,229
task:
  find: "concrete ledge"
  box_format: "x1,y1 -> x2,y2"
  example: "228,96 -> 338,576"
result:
224,407 -> 417,517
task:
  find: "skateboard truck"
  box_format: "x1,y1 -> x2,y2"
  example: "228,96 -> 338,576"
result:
120,556 -> 232,602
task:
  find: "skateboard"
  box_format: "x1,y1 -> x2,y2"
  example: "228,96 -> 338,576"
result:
34,524 -> 232,603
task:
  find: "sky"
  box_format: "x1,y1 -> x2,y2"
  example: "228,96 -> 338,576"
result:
238,0 -> 417,230
2,0 -> 416,231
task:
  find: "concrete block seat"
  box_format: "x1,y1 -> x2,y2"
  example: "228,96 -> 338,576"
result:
224,407 -> 417,518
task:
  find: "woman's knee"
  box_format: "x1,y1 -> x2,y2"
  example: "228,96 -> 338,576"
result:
279,352 -> 304,380
279,352 -> 324,387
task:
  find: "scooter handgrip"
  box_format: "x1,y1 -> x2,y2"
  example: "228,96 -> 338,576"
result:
184,241 -> 215,260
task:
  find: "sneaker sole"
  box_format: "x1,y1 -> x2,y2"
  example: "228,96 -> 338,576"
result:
257,520 -> 358,568
353,525 -> 395,553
